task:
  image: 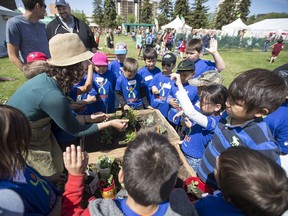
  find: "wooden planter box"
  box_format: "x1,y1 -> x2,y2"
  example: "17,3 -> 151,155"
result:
87,109 -> 196,177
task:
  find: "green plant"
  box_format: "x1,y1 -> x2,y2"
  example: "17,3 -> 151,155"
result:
124,130 -> 137,143
145,114 -> 155,127
97,155 -> 114,169
123,109 -> 138,128
99,127 -> 113,145
101,174 -> 114,188
187,180 -> 199,195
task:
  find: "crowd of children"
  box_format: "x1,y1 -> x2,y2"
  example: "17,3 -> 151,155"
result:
2,30 -> 288,215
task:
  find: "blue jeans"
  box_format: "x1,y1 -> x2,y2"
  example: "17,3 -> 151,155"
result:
262,41 -> 270,52
185,155 -> 202,173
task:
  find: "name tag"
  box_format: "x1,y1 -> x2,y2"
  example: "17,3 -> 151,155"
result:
163,83 -> 171,89
144,75 -> 153,81
128,80 -> 136,85
96,77 -> 104,82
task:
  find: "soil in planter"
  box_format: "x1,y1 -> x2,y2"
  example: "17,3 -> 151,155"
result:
84,111 -> 169,153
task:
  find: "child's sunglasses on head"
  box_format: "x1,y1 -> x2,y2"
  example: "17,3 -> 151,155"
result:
162,62 -> 172,67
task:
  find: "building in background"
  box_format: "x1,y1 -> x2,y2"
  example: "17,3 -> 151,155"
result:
116,0 -> 158,23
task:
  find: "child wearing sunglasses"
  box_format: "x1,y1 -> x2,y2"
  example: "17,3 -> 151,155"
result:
149,53 -> 177,118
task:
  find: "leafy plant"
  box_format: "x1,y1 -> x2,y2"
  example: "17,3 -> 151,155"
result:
145,114 -> 155,127
97,155 -> 114,169
123,109 -> 138,128
99,127 -> 113,145
124,130 -> 137,143
187,180 -> 199,195
156,125 -> 167,135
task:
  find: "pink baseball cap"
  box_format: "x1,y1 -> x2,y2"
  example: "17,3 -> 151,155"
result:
26,52 -> 48,63
92,52 -> 108,66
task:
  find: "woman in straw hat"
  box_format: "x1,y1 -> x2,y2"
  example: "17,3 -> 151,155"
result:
7,33 -> 129,177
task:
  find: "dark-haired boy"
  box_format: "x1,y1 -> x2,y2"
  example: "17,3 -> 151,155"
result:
186,38 -> 225,77
198,68 -> 286,188
149,53 -> 176,118
196,147 -> 288,216
62,133 -> 199,216
167,59 -> 198,129
138,47 -> 161,104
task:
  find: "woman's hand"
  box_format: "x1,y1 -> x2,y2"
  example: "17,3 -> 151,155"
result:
90,112 -> 108,123
45,172 -> 67,185
63,145 -> 88,176
109,119 -> 129,132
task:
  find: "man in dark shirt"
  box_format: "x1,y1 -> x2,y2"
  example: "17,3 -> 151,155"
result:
46,0 -> 97,52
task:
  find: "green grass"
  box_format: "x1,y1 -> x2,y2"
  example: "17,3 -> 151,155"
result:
0,35 -> 287,103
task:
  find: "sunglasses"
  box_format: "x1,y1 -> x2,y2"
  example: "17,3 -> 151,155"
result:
161,62 -> 173,67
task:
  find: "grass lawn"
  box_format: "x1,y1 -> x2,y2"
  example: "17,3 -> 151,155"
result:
0,35 -> 287,104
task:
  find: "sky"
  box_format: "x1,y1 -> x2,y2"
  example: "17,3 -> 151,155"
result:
17,0 -> 288,16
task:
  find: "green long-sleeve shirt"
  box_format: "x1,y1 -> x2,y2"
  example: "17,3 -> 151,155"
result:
7,73 -> 98,137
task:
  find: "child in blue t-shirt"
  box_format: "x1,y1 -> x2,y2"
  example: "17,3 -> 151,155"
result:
115,58 -> 151,110
108,42 -> 127,79
195,147 -> 288,216
137,47 -> 161,104
167,59 -> 198,132
90,52 -> 117,114
150,53 -> 177,118
171,71 -> 228,172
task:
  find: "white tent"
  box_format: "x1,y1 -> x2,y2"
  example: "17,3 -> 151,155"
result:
0,6 -> 20,57
161,17 -> 192,33
221,18 -> 248,36
247,18 -> 288,38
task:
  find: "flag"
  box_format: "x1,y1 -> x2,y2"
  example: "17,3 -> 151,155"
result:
154,18 -> 159,33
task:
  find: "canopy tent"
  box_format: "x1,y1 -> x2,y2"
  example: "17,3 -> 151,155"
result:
161,17 -> 192,33
247,18 -> 288,38
221,18 -> 248,36
0,6 -> 21,57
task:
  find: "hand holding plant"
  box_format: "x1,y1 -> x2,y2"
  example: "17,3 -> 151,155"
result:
63,145 -> 88,176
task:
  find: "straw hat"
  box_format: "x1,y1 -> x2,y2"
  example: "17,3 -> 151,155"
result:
47,33 -> 93,66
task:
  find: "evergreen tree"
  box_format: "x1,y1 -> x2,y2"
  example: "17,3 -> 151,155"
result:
103,0 -> 117,27
174,0 -> 190,22
190,0 -> 209,29
92,0 -> 104,26
158,0 -> 173,26
72,10 -> 88,24
214,0 -> 237,29
236,0 -> 251,22
140,0 -> 152,23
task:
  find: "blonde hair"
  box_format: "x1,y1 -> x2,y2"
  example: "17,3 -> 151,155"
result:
23,61 -> 50,79
123,58 -> 138,73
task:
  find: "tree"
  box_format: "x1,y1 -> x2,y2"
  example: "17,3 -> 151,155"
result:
103,0 -> 117,28
190,0 -> 209,29
72,10 -> 88,24
236,0 -> 251,22
157,0 -> 173,26
174,0 -> 190,24
92,0 -> 104,27
140,0 -> 152,23
128,14 -> 136,23
214,0 -> 237,29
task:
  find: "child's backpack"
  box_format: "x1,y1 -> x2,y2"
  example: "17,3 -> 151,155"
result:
146,34 -> 153,45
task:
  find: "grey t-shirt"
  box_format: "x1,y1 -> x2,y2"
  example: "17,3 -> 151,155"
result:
6,15 -> 50,63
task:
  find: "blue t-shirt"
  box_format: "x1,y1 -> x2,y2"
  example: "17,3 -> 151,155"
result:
108,59 -> 124,79
116,74 -> 145,109
149,73 -> 174,118
167,83 -> 198,125
194,58 -> 216,78
195,192 -> 244,216
182,115 -> 220,159
115,198 -> 169,216
92,70 -> 117,113
0,165 -> 58,215
6,15 -> 50,63
264,100 -> 288,154
138,66 -> 161,104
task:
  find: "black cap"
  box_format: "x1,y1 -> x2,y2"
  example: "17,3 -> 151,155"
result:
162,53 -> 176,65
177,59 -> 195,73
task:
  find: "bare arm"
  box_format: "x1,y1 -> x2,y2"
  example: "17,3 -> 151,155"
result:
77,64 -> 93,95
206,38 -> 225,72
7,43 -> 24,71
